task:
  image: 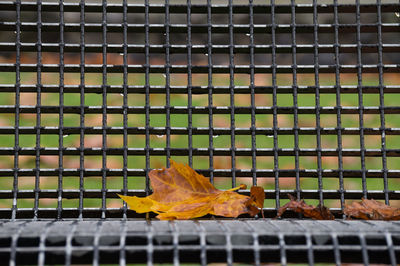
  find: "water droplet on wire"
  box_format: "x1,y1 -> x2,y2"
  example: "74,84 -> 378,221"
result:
120,93 -> 124,96
163,74 -> 166,78
395,12 -> 400,18
213,135 -> 219,138
119,53 -> 124,56
267,135 -> 273,138
246,33 -> 250,36
205,53 -> 208,56
157,135 -> 165,138
63,134 -> 69,138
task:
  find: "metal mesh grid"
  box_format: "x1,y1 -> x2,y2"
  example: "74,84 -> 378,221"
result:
0,220 -> 399,265
0,0 -> 400,264
0,0 -> 399,219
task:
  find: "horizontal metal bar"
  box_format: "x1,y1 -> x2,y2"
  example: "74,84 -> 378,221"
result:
0,64 -> 398,74
1,84 -> 399,94
0,168 -> 398,178
0,189 -> 399,200
0,206 -> 393,219
1,22 -> 399,34
1,105 -> 400,115
0,207 -> 338,219
0,2 -> 397,14
0,208 -> 147,219
0,126 -> 398,135
0,147 -> 398,157
5,245 -> 395,254
1,220 -> 398,234
1,43 -> 400,54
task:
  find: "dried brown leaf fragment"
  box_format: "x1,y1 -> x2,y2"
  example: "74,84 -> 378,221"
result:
344,198 -> 400,220
276,194 -> 334,220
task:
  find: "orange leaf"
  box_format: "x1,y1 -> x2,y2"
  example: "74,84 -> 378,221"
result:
118,160 -> 260,220
249,186 -> 265,218
344,198 -> 400,220
276,194 -> 334,220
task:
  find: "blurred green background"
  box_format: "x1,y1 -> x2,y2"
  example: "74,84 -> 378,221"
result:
0,66 -> 399,211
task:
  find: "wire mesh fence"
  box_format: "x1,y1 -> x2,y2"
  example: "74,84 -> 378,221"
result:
0,0 -> 399,264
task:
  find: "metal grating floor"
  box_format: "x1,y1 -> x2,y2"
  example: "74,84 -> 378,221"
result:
0,220 -> 398,265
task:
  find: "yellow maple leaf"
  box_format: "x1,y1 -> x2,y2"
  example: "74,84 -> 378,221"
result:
118,160 -> 263,220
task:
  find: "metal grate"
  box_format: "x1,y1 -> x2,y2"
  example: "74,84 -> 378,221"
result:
0,220 -> 399,265
0,0 -> 400,264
